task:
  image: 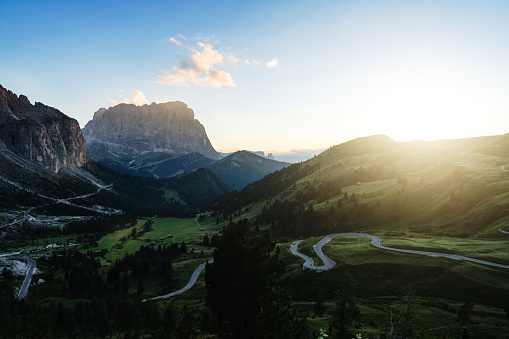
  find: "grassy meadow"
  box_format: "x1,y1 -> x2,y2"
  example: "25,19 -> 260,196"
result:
79,216 -> 219,299
279,233 -> 509,337
91,216 -> 219,263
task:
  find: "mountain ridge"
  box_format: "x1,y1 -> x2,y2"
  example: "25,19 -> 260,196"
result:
0,86 -> 232,227
217,133 -> 509,238
0,85 -> 86,173
208,150 -> 290,190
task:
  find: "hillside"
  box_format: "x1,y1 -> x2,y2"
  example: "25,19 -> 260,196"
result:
0,85 -> 86,173
0,87 -> 233,228
207,151 -> 290,190
90,148 -> 290,191
0,141 -> 231,228
83,102 -> 289,189
218,134 -> 509,238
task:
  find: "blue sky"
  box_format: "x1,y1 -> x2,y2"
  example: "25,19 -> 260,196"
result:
2,0 -> 509,154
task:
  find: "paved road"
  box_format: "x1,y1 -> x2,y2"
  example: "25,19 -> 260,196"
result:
9,257 -> 36,299
0,210 -> 31,230
147,258 -> 214,301
1,183 -> 117,229
146,230 -> 509,300
291,233 -> 509,272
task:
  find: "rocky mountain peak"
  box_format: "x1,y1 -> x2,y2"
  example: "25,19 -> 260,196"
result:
0,85 -> 87,173
83,101 -> 221,160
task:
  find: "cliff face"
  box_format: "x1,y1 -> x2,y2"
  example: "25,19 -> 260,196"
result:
82,101 -> 221,160
0,85 -> 87,173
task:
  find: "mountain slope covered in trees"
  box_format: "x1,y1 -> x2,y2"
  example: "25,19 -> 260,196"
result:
217,134 -> 509,238
89,149 -> 290,191
0,143 -> 231,226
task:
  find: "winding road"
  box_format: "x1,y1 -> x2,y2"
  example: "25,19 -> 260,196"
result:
146,258 -> 214,301
146,232 -> 509,300
0,182 -> 118,230
291,233 -> 509,271
9,257 -> 36,299
0,210 -> 32,230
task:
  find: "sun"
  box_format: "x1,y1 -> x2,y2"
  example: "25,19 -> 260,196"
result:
341,64 -> 487,142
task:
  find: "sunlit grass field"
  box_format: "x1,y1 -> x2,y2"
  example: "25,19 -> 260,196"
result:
91,216 -> 219,263
85,216 -> 219,298
380,236 -> 509,263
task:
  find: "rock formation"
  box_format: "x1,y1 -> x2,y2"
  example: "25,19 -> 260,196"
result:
82,101 -> 221,160
0,85 -> 87,173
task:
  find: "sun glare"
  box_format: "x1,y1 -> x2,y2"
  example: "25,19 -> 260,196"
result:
342,64 -> 491,142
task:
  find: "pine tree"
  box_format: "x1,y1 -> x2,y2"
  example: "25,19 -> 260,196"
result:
163,303 -> 177,331
176,306 -> 195,339
390,286 -> 421,339
121,275 -> 130,294
137,280 -> 145,295
457,301 -> 474,325
203,235 -> 210,247
329,272 -> 359,339
256,274 -> 309,338
205,219 -> 283,338
314,297 -> 326,317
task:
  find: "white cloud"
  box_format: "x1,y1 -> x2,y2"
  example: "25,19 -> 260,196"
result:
168,37 -> 181,46
265,57 -> 279,68
122,90 -> 149,106
226,54 -> 239,65
204,69 -> 235,88
166,34 -> 187,47
107,97 -> 118,105
217,93 -> 229,99
186,42 -> 224,71
155,41 -> 236,88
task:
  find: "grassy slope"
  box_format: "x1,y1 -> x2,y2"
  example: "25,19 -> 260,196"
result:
92,217 -> 218,262
285,235 -> 509,304
280,235 -> 509,337
228,133 -> 509,238
205,135 -> 509,335
88,216 -> 218,298
208,151 -> 290,190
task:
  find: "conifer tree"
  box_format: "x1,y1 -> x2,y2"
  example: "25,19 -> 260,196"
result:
137,280 -> 145,295
205,219 -> 283,338
256,274 -> 309,338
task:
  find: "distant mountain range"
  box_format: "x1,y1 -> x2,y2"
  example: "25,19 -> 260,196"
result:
0,86 -> 232,226
219,150 -> 326,163
219,151 -> 275,160
83,102 -> 289,190
0,85 -> 292,227
207,151 -> 289,190
3,83 -> 509,240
